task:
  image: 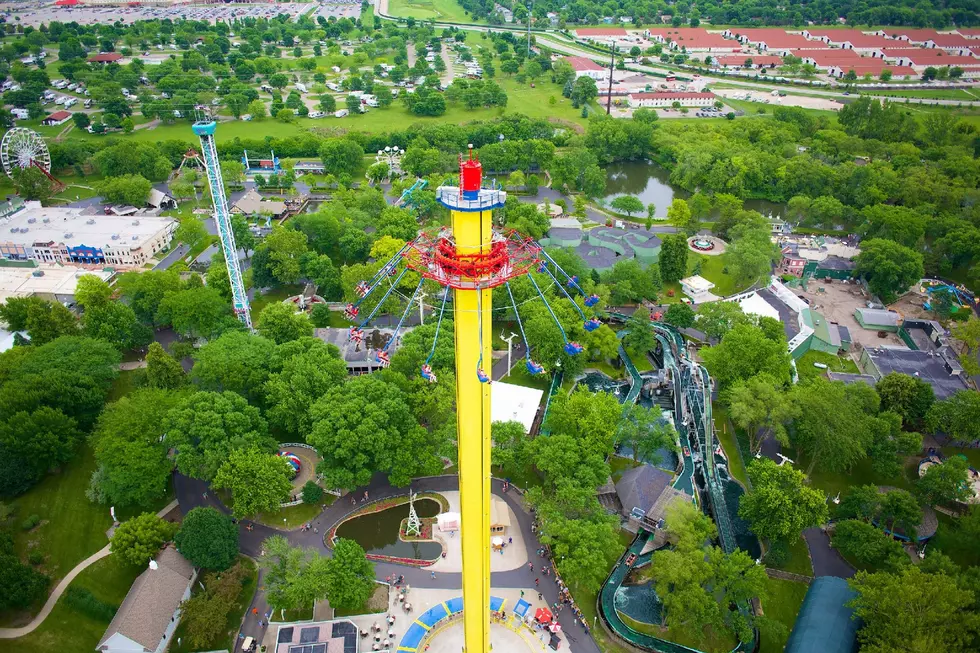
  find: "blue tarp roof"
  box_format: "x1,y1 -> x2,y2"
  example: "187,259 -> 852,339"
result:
785,577 -> 860,653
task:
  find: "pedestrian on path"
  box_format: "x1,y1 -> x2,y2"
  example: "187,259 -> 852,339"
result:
431,571 -> 436,579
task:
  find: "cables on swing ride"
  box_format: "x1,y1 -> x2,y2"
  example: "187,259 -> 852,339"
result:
505,281 -> 544,376
420,289 -> 449,383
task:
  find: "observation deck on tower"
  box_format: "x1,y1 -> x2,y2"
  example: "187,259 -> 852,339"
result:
436,147 -> 506,212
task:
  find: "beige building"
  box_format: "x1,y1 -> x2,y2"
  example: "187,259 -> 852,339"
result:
0,203 -> 176,268
0,264 -> 113,305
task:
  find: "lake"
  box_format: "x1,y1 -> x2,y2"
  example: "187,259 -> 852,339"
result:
603,160 -> 786,220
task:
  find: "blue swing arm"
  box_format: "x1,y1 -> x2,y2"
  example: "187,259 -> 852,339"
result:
359,267 -> 410,328
424,289 -> 450,366
353,245 -> 410,309
382,278 -> 424,354
540,249 -> 586,295
527,272 -> 569,343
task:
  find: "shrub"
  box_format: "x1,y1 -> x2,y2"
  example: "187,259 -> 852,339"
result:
27,550 -> 44,566
21,514 -> 40,531
302,481 -> 324,504
64,586 -> 118,621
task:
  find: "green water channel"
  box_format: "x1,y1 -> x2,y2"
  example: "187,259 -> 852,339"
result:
335,498 -> 443,561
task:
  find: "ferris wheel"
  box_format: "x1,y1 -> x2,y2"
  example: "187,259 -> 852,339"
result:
1,128 -> 52,180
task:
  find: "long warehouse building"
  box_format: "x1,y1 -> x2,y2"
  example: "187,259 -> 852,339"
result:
0,202 -> 177,268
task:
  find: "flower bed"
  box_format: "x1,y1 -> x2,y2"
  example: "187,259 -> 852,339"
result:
399,516 -> 436,542
365,553 -> 435,567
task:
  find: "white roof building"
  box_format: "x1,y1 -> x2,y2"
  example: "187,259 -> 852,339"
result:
0,203 -> 176,269
490,381 -> 544,433
0,264 -> 113,304
680,275 -> 717,303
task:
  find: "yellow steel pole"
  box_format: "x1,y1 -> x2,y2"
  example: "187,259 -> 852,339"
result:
452,204 -> 493,653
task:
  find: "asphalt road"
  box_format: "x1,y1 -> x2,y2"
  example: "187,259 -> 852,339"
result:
174,473 -> 602,652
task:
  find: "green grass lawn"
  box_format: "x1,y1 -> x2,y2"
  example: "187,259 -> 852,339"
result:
659,253 -> 751,304
765,535 -> 813,577
588,359 -> 627,380
619,612 -> 740,653
334,582 -> 389,618
2,554 -> 143,653
712,402 -> 749,487
251,284 -> 306,316
255,498 -> 333,530
491,463 -> 543,492
387,0 -> 481,23
169,556 -> 258,653
863,88 -> 978,101
802,453 -> 916,499
929,512 -> 980,569
796,350 -> 860,382
500,362 -> 551,391
759,577 -> 808,653
624,344 -> 655,372
270,605 -> 314,623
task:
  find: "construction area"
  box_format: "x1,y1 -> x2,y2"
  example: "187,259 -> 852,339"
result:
795,280 -> 905,349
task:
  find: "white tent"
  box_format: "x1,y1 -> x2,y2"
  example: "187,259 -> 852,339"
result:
490,382 -> 544,433
437,512 -> 460,532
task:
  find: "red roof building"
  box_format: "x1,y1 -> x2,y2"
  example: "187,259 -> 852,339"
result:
562,56 -> 609,80
646,28 -> 740,52
725,29 -> 824,52
41,111 -> 72,126
878,48 -> 980,71
87,52 -> 123,64
54,0 -> 79,5
804,30 -> 899,51
715,55 -> 783,68
888,30 -> 975,52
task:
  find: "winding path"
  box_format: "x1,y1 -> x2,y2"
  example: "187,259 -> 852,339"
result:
0,500 -> 179,640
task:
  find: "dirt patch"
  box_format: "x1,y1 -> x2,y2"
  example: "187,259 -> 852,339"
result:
796,281 -> 905,349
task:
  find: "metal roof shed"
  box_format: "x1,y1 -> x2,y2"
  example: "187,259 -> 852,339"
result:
785,576 -> 860,653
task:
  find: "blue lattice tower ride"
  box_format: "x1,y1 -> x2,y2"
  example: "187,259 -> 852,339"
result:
192,120 -> 253,330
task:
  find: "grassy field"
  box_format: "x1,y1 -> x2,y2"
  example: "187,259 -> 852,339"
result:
765,535 -> 814,577
255,498 -> 333,530
3,554 -> 143,653
170,556 -> 258,653
501,362 -> 551,391
251,284 -> 306,316
796,350 -> 860,382
711,402 -> 749,487
864,88 -> 979,101
759,577 -> 808,653
387,0 -> 480,23
802,452 -> 916,498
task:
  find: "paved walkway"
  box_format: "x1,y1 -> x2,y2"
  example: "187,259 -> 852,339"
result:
174,474 -> 602,653
0,499 -> 179,640
803,527 -> 855,578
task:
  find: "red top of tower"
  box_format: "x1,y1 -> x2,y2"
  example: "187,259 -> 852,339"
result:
460,145 -> 481,194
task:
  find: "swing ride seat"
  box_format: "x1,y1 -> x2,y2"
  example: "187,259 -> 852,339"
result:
349,327 -> 364,343
420,365 -> 437,383
343,304 -> 359,321
526,359 -> 545,375
584,318 -> 602,332
566,275 -> 579,288
477,368 -> 490,383
376,350 -> 391,367
564,341 -> 584,355
584,294 -> 601,307
537,262 -> 548,273
355,281 -> 370,297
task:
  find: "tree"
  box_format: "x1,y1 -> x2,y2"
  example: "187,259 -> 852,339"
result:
848,566 -> 980,653
0,534 -> 49,610
264,226 -> 309,284
346,94 -> 362,114
790,378 -> 881,475
832,519 -> 907,571
72,112 -> 91,130
175,507 -> 239,571
696,301 -> 751,341
81,299 -> 150,351
570,76 -> 598,106
246,99 -> 267,120
953,318 -> 980,376
179,561 -> 249,649
663,303 -> 695,329
164,391 -> 275,481
318,138 -> 363,177
623,312 -> 656,354
878,489 -> 921,541
667,198 -> 694,235
302,481 -> 324,504
875,372 -> 934,426
610,195 -> 644,217
658,234 -> 689,284
325,539 -> 376,611
11,166 -> 55,202
916,454 -> 971,505
145,341 -> 184,389
308,375 -> 443,489
231,214 -> 255,258
739,458 -> 828,544
853,239 -> 924,304
616,404 -> 677,465
0,407 -> 81,497
156,286 -> 230,339
701,324 -> 791,387
261,536 -> 331,611
213,448 -> 293,518
191,331 -> 276,404
175,214 -> 208,249
726,374 -> 797,453
96,174 -> 152,206
265,339 -> 347,437
927,390 -> 980,440
110,513 -> 178,567
256,302 -> 313,344
544,388 -> 623,456
89,388 -> 182,508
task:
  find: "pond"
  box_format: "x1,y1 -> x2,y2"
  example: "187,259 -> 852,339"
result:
304,200 -> 325,213
603,160 -> 786,219
334,498 -> 443,561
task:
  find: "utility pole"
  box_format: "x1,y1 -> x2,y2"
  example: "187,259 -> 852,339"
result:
526,1 -> 533,58
606,42 -> 616,115
501,331 -> 519,376
417,288 -> 428,325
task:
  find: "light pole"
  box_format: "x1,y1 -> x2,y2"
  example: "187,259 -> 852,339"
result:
417,287 -> 428,325
500,330 -> 518,376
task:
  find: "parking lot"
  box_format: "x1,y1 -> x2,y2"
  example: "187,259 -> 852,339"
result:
3,0 -> 312,27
